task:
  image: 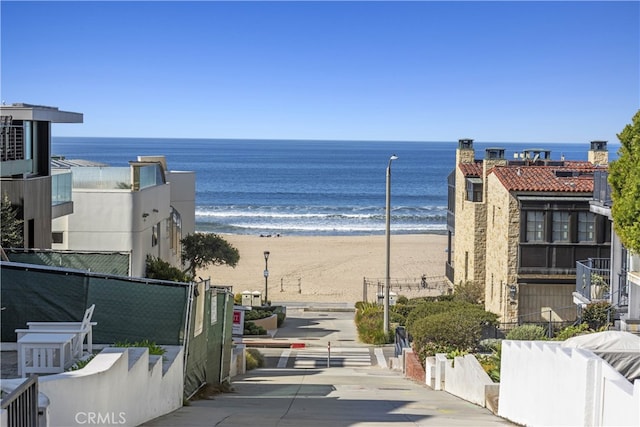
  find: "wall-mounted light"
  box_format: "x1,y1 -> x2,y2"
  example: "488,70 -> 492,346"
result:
152,209 -> 159,213
142,212 -> 149,218
509,285 -> 517,300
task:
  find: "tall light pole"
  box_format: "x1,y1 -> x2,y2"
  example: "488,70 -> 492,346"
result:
263,251 -> 270,306
384,154 -> 398,337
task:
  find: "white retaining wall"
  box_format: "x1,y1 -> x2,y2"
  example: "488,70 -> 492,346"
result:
499,340 -> 640,426
444,354 -> 494,407
37,346 -> 183,426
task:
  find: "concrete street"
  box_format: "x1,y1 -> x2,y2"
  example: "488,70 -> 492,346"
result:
144,304 -> 514,426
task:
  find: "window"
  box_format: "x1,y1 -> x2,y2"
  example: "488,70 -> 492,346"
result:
552,211 -> 570,242
152,224 -> 158,247
526,211 -> 544,242
578,211 -> 595,242
465,178 -> 483,202
52,232 -> 63,244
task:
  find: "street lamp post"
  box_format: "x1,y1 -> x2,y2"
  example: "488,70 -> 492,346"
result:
384,154 -> 398,337
263,251 -> 270,306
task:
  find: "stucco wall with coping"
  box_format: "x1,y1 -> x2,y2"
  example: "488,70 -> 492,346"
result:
444,354 -> 495,408
499,340 -> 640,426
37,345 -> 183,427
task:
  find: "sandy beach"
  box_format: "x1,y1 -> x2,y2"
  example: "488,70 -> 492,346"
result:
199,234 -> 450,304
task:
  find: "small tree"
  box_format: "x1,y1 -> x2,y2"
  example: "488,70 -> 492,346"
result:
1,192 -> 23,248
181,233 -> 240,278
582,301 -> 612,331
609,110 -> 640,253
453,280 -> 485,304
145,255 -> 192,282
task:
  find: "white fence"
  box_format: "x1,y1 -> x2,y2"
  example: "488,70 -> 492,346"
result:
416,340 -> 640,426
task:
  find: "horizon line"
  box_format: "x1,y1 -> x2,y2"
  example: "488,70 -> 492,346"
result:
51,136 -> 616,145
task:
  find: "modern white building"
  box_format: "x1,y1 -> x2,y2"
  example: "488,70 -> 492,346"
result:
51,155 -> 195,277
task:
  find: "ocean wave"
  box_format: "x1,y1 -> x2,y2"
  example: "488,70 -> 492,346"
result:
196,221 -> 447,235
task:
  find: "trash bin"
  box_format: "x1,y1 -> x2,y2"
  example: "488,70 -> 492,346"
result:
241,291 -> 252,307
389,291 -> 397,306
251,291 -> 262,307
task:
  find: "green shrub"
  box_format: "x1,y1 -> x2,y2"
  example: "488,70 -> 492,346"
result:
477,342 -> 501,382
245,348 -> 264,370
243,321 -> 266,335
262,306 -> 287,327
145,255 -> 192,282
396,295 -> 409,305
354,303 -> 392,344
244,309 -> 274,321
553,323 -> 591,341
409,307 -> 498,363
233,293 -> 243,304
582,301 -> 612,331
505,324 -> 547,341
112,339 -> 166,355
406,299 -> 484,334
68,354 -> 96,371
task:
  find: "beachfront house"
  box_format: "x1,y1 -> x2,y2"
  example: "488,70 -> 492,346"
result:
0,103 -> 83,249
50,155 -> 196,277
445,139 -> 611,324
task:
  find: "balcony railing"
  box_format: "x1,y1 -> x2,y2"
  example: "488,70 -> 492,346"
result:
445,261 -> 454,284
593,170 -> 612,207
0,116 -> 25,162
51,170 -> 72,205
576,258 -> 610,301
0,375 -> 39,426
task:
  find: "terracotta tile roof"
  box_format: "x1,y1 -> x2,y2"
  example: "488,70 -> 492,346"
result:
459,161 -> 483,177
490,161 -> 603,192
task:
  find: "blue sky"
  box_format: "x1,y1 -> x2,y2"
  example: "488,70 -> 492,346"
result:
1,1 -> 638,143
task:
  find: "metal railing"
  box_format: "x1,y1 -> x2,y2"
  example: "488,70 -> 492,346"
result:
394,326 -> 410,357
484,305 -> 578,339
576,258 -> 611,301
0,375 -> 39,427
593,170 -> 612,207
445,261 -> 454,284
362,276 -> 449,302
0,116 -> 25,162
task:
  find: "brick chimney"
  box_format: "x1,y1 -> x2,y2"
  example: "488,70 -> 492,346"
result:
588,140 -> 608,165
483,147 -> 507,177
456,138 -> 475,164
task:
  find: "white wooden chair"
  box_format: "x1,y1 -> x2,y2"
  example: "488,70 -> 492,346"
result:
15,304 -> 97,359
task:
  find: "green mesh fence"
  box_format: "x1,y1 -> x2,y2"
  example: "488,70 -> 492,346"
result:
1,263 -> 188,345
183,285 -> 234,398
6,250 -> 130,276
86,276 -> 189,345
1,265 -> 89,341
2,262 -> 234,399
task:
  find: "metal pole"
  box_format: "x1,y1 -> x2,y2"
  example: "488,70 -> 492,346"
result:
384,155 -> 397,337
263,251 -> 270,306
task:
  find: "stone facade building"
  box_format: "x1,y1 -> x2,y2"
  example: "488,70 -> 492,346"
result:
446,139 -> 610,322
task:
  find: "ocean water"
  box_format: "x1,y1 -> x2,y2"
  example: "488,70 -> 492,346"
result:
51,138 -> 615,236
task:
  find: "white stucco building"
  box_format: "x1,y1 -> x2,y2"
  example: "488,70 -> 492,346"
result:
51,155 -> 195,277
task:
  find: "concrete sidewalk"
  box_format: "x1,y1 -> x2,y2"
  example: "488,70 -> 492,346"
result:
144,363 -> 513,426
144,306 -> 514,426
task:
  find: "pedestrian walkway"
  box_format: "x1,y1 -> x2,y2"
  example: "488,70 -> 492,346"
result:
144,305 -> 514,426
292,346 -> 371,369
